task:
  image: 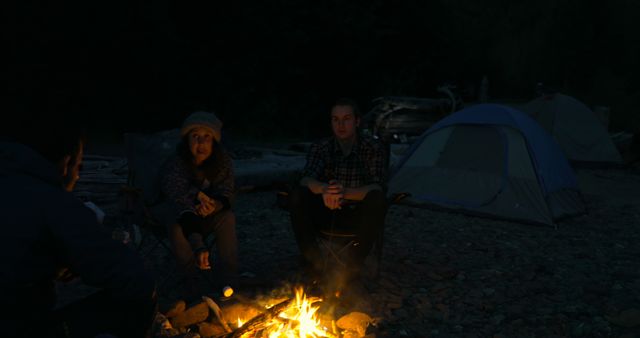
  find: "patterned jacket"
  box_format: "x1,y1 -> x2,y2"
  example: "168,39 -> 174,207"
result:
160,151 -> 235,214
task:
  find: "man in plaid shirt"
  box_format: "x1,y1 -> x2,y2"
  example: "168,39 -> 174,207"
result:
290,98 -> 388,285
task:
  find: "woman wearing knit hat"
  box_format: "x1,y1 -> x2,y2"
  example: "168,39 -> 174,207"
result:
160,111 -> 238,298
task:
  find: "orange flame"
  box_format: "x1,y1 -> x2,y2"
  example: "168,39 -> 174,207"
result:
237,287 -> 333,338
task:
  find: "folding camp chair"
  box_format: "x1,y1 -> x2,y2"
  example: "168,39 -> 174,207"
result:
278,184 -> 387,280
122,130 -> 219,292
316,207 -> 385,280
121,129 -> 181,258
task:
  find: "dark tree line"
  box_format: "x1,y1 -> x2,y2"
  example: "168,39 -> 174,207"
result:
5,0 -> 639,140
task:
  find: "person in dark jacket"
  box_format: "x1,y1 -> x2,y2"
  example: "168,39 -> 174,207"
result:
0,119 -> 157,338
160,111 -> 238,297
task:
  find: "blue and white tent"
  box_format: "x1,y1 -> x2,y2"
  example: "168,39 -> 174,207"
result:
389,104 -> 585,225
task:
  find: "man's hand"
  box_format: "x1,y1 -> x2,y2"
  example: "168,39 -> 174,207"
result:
322,180 -> 344,210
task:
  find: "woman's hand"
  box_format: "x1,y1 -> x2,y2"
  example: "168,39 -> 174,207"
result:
189,234 -> 211,270
196,192 -> 218,217
195,200 -> 216,217
194,247 -> 211,270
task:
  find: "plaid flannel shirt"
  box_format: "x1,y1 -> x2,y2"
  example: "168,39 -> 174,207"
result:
301,135 -> 387,189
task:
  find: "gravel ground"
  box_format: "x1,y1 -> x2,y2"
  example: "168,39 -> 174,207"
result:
225,166 -> 640,337
58,150 -> 640,337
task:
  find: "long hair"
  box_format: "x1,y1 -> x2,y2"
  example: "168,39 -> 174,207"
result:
176,135 -> 226,181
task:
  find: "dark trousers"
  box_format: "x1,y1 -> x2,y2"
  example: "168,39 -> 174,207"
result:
174,209 -> 238,286
289,187 -> 387,274
6,288 -> 157,338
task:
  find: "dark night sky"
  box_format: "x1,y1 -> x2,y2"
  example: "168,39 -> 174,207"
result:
4,0 -> 640,141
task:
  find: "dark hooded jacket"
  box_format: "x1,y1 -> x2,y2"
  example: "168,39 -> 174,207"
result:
0,142 -> 155,319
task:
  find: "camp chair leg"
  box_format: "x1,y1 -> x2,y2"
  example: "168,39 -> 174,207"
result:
137,232 -> 172,258
319,238 -> 358,271
373,234 -> 384,279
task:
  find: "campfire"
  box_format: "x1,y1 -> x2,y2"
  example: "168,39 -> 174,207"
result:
154,286 -> 376,338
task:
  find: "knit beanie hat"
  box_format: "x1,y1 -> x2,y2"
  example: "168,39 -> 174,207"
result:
180,111 -> 223,142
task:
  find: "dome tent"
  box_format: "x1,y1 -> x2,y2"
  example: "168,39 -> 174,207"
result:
519,93 -> 622,163
389,104 -> 586,226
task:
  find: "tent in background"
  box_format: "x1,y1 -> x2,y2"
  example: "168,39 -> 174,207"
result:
389,104 -> 586,226
519,93 -> 622,163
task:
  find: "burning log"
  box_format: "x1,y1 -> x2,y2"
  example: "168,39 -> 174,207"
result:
219,302 -> 262,325
151,288 -> 373,338
222,298 -> 294,338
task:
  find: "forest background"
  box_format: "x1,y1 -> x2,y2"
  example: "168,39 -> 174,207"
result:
5,0 -> 639,143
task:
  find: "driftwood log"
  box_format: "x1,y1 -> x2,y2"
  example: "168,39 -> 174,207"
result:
221,298 -> 294,338
362,95 -> 456,140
